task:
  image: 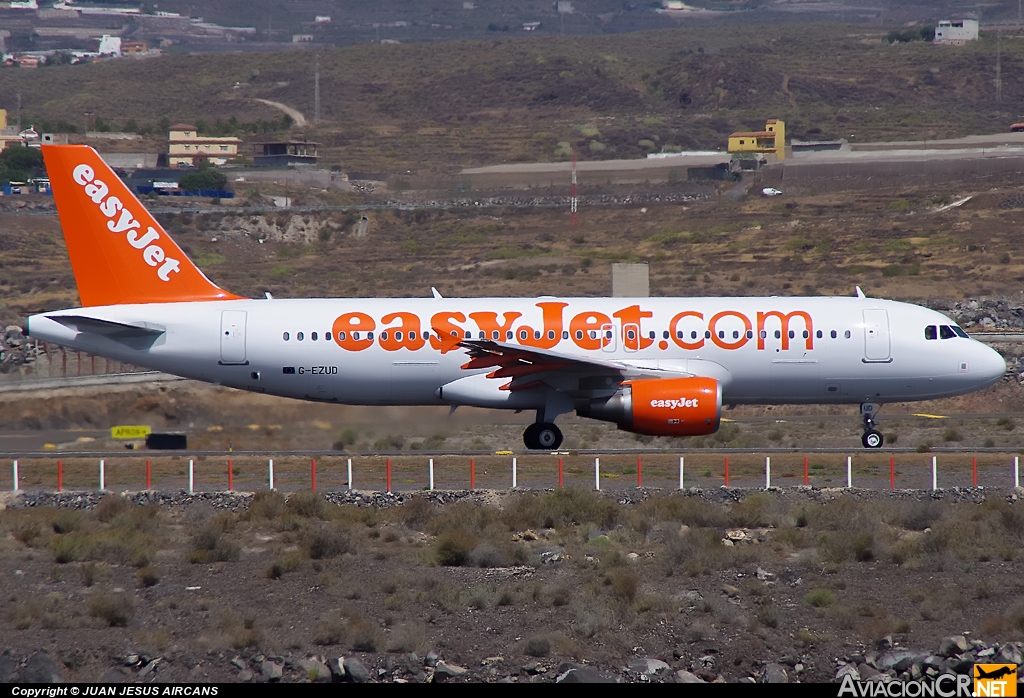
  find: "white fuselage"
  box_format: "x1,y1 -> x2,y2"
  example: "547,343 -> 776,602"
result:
26,295 -> 1006,408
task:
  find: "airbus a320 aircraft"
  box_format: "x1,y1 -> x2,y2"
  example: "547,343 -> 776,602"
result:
26,145 -> 1006,449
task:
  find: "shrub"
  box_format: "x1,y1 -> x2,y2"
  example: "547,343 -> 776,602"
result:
189,514 -> 240,563
523,636 -> 551,657
95,495 -> 134,523
434,530 -> 477,567
89,592 -> 135,627
247,489 -> 286,520
136,566 -> 160,587
804,588 -> 835,608
304,523 -> 350,560
608,569 -> 639,602
51,509 -> 88,534
756,605 -> 779,628
286,490 -> 330,520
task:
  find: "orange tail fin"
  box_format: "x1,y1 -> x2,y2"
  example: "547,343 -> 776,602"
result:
42,144 -> 243,306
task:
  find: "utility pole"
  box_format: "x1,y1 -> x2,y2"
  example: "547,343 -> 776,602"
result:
314,55 -> 320,124
15,93 -> 20,130
996,32 -> 1002,104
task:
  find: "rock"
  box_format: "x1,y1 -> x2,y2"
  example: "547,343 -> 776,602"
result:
231,657 -> 246,670
328,657 -> 345,682
836,664 -> 861,682
721,584 -> 740,598
434,661 -> 469,679
101,667 -> 129,683
557,665 -> 619,683
238,669 -> 254,682
124,654 -> 140,667
425,652 -> 439,668
261,660 -> 283,682
939,636 -> 970,657
876,649 -> 914,672
343,657 -> 370,683
626,552 -> 639,562
298,658 -> 332,682
755,567 -> 776,582
629,658 -> 670,675
876,636 -> 893,652
760,663 -> 788,684
21,653 -> 65,683
923,656 -> 945,670
137,661 -> 158,679
894,657 -> 915,673
0,652 -> 18,682
675,670 -> 706,684
996,644 -> 1024,666
694,655 -> 716,672
539,547 -> 563,563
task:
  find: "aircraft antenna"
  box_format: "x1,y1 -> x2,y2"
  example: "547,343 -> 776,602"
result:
570,151 -> 578,226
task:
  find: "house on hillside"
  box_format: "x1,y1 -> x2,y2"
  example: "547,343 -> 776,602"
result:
167,124 -> 241,167
934,20 -> 978,44
252,141 -> 318,167
728,119 -> 786,160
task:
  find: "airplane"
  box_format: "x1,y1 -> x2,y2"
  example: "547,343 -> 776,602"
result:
25,145 -> 1007,450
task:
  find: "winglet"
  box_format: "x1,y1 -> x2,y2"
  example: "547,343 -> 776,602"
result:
855,286 -> 867,298
42,144 -> 243,306
431,327 -> 463,354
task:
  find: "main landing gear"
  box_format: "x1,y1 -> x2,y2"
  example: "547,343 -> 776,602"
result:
524,422 -> 563,450
861,403 -> 883,449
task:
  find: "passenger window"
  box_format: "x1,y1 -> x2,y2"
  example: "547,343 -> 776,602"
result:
802,330 -> 809,339
759,330 -> 767,339
338,331 -> 347,340
732,330 -> 739,339
844,330 -> 851,338
506,331 -> 513,340
691,331 -> 698,340
627,329 -> 636,340
380,332 -> 388,341
589,330 -> 597,339
547,330 -> 555,340
705,331 -> 711,339
534,331 -> 541,340
746,330 -> 753,339
576,330 -> 584,340
464,331 -> 472,339
367,332 -> 374,340
311,332 -> 318,341
520,330 -> 528,340
409,331 -> 416,340
396,331 -> 403,341
789,330 -> 795,339
940,325 -> 955,339
676,331 -> 684,339
952,326 -> 969,338
326,332 -> 332,341
830,330 -> 837,339
816,330 -> 823,339
283,332 -> 290,341
297,332 -> 304,341
718,331 -> 724,339
605,331 -> 613,339
774,330 -> 781,339
648,331 -> 656,339
663,331 -> 670,339
925,326 -> 937,340
492,331 -> 500,340
562,331 -> 568,340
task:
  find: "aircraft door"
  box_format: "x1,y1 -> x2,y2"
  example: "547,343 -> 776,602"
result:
219,310 -> 247,365
600,323 -> 617,353
863,309 -> 891,362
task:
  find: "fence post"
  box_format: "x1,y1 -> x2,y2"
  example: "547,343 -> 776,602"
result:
387,458 -> 392,493
637,457 -> 642,488
890,456 -> 895,490
12,460 -> 18,492
268,459 -> 274,490
311,458 -> 317,492
1016,456 -> 1020,489
57,460 -> 63,492
347,458 -> 353,491
932,456 -> 937,491
146,459 -> 151,490
470,458 -> 475,490
972,456 -> 977,487
558,457 -> 563,488
511,457 -> 516,489
803,456 -> 808,486
765,456 -> 770,489
724,456 -> 729,487
679,456 -> 684,491
429,458 -> 435,491
188,459 -> 194,494
595,457 -> 600,491
228,459 -> 233,491
99,459 -> 105,491
846,456 -> 852,489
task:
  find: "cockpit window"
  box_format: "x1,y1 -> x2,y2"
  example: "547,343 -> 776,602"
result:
925,326 -> 937,340
939,325 -> 955,339
952,326 -> 969,338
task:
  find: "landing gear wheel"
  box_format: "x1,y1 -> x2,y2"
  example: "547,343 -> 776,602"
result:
862,430 -> 884,449
523,422 -> 563,450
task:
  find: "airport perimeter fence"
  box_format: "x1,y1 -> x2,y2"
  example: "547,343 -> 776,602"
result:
3,452 -> 1023,495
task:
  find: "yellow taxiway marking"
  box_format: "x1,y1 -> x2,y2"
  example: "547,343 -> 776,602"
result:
912,413 -> 948,419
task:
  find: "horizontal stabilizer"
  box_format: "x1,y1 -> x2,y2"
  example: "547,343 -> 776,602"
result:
49,315 -> 166,339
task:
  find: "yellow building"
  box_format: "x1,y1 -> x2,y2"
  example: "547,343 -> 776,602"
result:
168,124 -> 242,167
727,119 -> 785,160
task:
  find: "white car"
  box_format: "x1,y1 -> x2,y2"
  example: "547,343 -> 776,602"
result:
762,187 -> 782,196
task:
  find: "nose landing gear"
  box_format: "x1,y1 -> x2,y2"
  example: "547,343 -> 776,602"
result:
861,403 -> 883,449
524,422 -> 563,450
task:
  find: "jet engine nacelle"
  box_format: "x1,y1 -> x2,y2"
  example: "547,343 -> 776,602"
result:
578,377 -> 721,436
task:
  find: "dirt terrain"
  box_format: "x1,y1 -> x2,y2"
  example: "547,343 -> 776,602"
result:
2,486 -> 1024,684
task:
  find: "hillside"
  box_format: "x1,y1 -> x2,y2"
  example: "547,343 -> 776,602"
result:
4,24 -> 1024,172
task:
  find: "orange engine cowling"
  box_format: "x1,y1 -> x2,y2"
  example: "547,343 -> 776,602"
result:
577,377 -> 721,437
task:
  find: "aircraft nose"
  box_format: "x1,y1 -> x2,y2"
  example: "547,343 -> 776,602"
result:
975,343 -> 1007,384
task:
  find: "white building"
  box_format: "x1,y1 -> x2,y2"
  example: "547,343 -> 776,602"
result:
97,35 -> 122,56
934,19 -> 979,45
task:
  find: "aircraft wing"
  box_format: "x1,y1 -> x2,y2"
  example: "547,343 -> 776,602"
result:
454,337 -> 690,392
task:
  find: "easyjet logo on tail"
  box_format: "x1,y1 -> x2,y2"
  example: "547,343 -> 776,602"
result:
72,164 -> 181,282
